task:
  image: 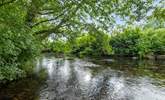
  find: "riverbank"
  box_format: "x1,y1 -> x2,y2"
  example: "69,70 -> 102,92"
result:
0,68 -> 47,100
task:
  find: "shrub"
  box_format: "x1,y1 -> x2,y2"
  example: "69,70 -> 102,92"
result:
110,28 -> 141,56
110,27 -> 165,57
71,32 -> 112,57
137,28 -> 165,57
49,40 -> 72,55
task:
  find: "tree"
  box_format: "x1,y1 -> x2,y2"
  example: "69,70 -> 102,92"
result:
1,0 -> 163,37
23,0 -> 158,37
0,0 -> 40,81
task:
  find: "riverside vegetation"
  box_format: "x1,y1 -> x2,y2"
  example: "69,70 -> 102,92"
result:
0,0 -> 165,83
46,27 -> 165,58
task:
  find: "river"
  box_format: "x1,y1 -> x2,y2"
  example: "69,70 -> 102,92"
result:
0,53 -> 165,100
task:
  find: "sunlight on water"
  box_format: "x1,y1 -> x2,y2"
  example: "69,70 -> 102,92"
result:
59,60 -> 71,81
36,55 -> 165,100
2,54 -> 164,100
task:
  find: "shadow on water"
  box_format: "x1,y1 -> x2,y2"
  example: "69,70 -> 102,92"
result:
0,64 -> 47,100
0,53 -> 165,100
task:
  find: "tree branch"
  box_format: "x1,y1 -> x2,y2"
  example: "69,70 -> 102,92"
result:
35,0 -> 84,35
32,9 -> 68,28
37,11 -> 55,15
35,18 -> 67,35
32,0 -> 78,28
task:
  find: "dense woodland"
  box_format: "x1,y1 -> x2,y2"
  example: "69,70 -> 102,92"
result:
0,0 -> 165,81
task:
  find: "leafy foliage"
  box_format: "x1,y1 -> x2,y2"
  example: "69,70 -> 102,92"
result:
0,1 -> 40,81
110,28 -> 141,56
46,31 -> 112,57
51,40 -> 71,54
24,0 -> 157,37
137,28 -> 165,57
69,31 -> 112,57
110,27 -> 165,57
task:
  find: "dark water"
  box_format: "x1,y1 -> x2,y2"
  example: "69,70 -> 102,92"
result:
0,54 -> 165,100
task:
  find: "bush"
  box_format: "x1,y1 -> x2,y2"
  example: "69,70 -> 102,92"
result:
71,32 -> 112,57
110,27 -> 165,57
51,40 -> 71,54
110,28 -> 141,56
137,28 -> 165,57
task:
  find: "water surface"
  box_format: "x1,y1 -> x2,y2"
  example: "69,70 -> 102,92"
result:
0,54 -> 165,100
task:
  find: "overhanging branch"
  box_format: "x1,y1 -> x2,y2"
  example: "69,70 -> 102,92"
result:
32,9 -> 68,28
35,0 -> 84,35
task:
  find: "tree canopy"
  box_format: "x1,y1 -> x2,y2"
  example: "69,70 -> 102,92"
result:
1,0 -> 164,38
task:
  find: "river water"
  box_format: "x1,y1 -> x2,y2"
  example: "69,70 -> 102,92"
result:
0,54 -> 165,100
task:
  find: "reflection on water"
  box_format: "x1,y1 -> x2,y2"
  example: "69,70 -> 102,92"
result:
0,54 -> 165,100
36,55 -> 165,100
